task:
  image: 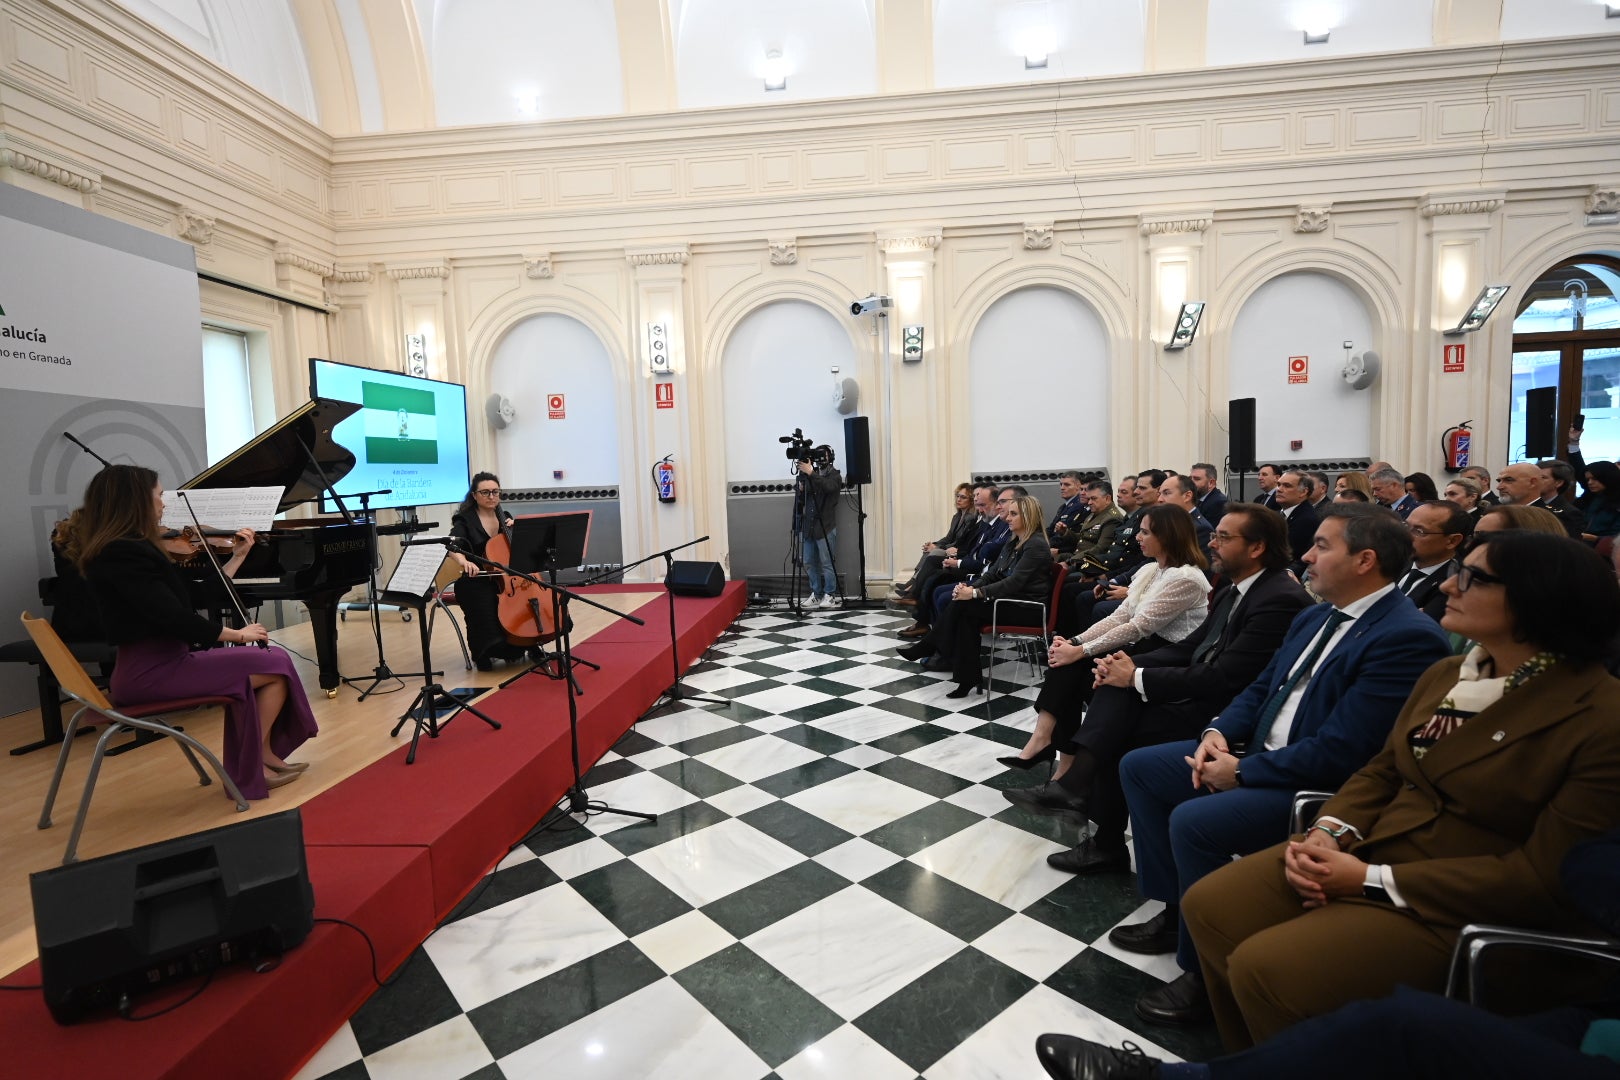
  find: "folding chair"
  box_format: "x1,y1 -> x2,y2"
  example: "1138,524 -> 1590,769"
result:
21,613 -> 247,865
981,563 -> 1069,716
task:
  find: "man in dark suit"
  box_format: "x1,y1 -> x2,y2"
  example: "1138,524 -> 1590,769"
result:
1371,467 -> 1417,518
1190,461 -> 1228,527
1255,464 -> 1280,509
1535,458 -> 1588,539
1273,469 -> 1320,576
899,483 -> 1007,636
1158,473 -> 1214,552
1109,504 -> 1451,1027
1047,471 -> 1089,555
1461,464 -> 1499,506
1306,470 -> 1333,514
1024,504 -> 1311,875
1399,500 -> 1468,622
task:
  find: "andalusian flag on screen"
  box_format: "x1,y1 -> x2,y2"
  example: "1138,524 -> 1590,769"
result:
362,381 -> 439,464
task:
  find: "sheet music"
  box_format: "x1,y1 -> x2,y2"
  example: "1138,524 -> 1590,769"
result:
163,486 -> 282,532
386,539 -> 448,597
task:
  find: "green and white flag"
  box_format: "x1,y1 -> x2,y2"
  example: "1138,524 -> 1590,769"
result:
362,381 -> 439,464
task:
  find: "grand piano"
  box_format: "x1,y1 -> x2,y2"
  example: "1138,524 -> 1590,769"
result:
182,398 -> 375,696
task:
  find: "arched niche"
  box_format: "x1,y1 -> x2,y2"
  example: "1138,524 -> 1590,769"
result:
721,299 -> 858,481
968,286 -> 1110,471
1228,271 -> 1376,461
487,314 -> 620,488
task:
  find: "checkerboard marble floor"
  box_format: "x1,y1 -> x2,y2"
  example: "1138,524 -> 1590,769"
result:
296,606 -> 1224,1080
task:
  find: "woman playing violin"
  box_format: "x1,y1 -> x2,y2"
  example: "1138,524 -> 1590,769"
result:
450,472 -> 530,671
69,465 -> 319,798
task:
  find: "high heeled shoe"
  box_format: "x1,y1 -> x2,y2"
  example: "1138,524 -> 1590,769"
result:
997,745 -> 1056,770
945,681 -> 982,699
896,643 -> 933,662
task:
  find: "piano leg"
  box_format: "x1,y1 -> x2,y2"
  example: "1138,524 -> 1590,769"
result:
304,592 -> 345,697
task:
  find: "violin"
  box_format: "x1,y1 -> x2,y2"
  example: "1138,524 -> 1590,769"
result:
160,524 -> 252,565
484,530 -> 559,646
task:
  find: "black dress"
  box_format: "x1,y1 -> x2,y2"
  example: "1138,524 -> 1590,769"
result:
450,508 -> 525,664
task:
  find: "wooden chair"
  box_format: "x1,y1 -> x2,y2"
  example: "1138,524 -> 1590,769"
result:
21,613 -> 247,865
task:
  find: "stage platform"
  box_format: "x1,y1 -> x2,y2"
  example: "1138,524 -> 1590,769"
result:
0,581 -> 745,1080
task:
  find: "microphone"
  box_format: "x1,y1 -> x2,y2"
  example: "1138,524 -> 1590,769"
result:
403,535 -> 466,552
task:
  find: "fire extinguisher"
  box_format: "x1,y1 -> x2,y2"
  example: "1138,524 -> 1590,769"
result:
652,454 -> 676,503
1441,421 -> 1473,474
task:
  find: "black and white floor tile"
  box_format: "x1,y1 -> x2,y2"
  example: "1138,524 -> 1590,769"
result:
295,606 -> 1223,1080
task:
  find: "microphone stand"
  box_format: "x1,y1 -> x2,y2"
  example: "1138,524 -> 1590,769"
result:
581,537 -> 731,719
337,489 -> 424,700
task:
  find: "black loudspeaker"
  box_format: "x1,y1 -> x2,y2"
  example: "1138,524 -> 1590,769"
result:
666,560 -> 724,598
1524,386 -> 1558,459
31,809 -> 314,1024
843,416 -> 872,486
1229,398 -> 1258,474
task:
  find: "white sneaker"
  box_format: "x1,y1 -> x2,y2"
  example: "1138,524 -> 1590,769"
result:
818,595 -> 841,609
807,595 -> 823,610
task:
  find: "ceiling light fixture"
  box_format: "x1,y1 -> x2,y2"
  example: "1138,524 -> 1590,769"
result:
763,50 -> 787,92
1024,53 -> 1048,69
1303,29 -> 1330,45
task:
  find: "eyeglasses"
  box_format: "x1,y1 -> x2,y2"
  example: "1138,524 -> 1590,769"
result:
475,488 -> 501,497
1209,531 -> 1250,545
1455,563 -> 1506,592
996,497 -> 1015,505
955,492 -> 971,500
1405,523 -> 1453,537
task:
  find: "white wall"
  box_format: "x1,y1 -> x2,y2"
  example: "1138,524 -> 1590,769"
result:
933,0 -> 1144,86
968,286 -> 1110,472
1228,271 -> 1375,462
721,300 -> 857,481
489,314 -> 620,488
1206,0 -> 1431,66
674,0 -> 876,108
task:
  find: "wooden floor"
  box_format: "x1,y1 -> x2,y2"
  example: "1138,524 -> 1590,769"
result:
0,591 -> 659,981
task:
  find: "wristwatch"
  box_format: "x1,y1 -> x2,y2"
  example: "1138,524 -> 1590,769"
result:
1310,821 -> 1354,843
1233,761 -> 1243,786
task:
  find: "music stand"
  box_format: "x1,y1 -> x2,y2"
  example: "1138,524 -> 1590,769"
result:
383,540 -> 501,763
500,512 -> 599,692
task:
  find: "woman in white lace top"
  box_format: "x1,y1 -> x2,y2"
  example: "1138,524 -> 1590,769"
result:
1002,504 -> 1211,767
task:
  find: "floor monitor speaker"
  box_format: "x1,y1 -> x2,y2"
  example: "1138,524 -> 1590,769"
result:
1228,398 -> 1258,474
30,808 -> 314,1023
666,560 -> 725,598
843,416 -> 872,486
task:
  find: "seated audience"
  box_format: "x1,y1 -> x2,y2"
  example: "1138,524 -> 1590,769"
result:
1181,530 -> 1620,1051
1054,472 -> 1163,636
898,483 -> 1006,637
1305,470 -> 1332,513
1271,470 -> 1320,576
1190,462 -> 1228,525
1535,458 -> 1588,539
1333,488 -> 1370,504
1460,463 -> 1500,505
1037,829 -> 1620,1080
1048,471 -> 1089,554
1404,471 -> 1439,502
1013,506 -> 1311,880
1398,500 -> 1469,622
898,494 -> 1052,696
1109,504 -> 1450,1027
1255,464 -> 1280,509
1443,474 -> 1484,521
1157,473 -> 1214,552
1115,473 -> 1139,515
894,482 -> 976,600
1578,459 -> 1620,544
1370,467 -> 1417,518
1477,502 -> 1567,537
1334,471 -> 1373,501
1059,480 -> 1125,573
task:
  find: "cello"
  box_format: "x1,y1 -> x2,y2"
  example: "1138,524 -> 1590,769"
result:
485,528 -> 559,647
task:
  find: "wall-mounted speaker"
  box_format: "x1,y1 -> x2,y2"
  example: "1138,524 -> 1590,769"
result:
666,560 -> 724,597
1228,398 -> 1258,473
843,416 -> 872,485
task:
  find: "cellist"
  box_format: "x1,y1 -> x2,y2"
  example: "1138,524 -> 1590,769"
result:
449,472 -> 531,671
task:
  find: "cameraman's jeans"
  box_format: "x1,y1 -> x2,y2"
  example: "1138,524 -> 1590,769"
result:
802,529 -> 837,598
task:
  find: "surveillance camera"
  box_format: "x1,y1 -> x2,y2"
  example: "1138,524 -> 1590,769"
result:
850,295 -> 893,316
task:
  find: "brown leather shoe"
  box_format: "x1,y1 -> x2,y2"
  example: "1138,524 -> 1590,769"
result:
897,623 -> 929,638
893,597 -> 918,607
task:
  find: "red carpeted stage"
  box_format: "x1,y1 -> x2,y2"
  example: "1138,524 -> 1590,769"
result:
0,582 -> 745,1080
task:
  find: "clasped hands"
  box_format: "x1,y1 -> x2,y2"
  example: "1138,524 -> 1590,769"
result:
951,582 -> 976,602
1284,829 -> 1367,909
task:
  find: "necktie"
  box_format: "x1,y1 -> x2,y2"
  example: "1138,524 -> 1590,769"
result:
1398,567 -> 1426,595
1192,585 -> 1239,663
1254,609 -> 1352,733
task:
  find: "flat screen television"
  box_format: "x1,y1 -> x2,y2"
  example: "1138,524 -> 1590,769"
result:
308,357 -> 471,513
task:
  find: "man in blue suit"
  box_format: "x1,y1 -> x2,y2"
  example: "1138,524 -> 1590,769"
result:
1110,504 -> 1451,1027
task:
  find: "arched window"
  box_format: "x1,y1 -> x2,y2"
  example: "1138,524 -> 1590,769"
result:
1509,256 -> 1620,465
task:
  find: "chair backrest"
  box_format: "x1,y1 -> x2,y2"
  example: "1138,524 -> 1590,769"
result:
20,612 -> 113,711
1045,563 -> 1070,632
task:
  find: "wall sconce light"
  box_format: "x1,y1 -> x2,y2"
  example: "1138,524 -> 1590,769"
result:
646,321 -> 671,374
1023,53 -> 1048,69
1164,302 -> 1206,350
1607,4 -> 1620,17
902,325 -> 924,362
1302,29 -> 1330,44
1444,285 -> 1511,336
405,333 -> 427,376
763,50 -> 788,92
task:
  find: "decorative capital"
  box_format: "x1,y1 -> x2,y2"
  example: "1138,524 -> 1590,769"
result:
1587,188 -> 1620,215
386,261 -> 451,280
1138,213 -> 1212,236
0,137 -> 102,194
176,208 -> 215,246
878,231 -> 941,254
1420,194 -> 1504,218
626,245 -> 690,267
1294,206 -> 1331,234
524,254 -> 555,279
1023,224 -> 1054,250
768,238 -> 798,266
273,242 -> 332,278
328,266 -> 373,284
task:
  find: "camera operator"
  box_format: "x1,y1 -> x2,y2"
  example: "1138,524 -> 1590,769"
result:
797,448 -> 844,609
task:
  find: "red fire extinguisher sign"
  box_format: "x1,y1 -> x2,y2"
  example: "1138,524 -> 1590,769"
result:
655,383 -> 675,410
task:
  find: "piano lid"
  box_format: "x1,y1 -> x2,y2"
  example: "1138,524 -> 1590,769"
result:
182,397 -> 361,514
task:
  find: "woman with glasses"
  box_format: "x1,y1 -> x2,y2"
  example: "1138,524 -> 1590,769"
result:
894,483 -> 976,602
450,472 -> 528,671
1181,530 -> 1620,1052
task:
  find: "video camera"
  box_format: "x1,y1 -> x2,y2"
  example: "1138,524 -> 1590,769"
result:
779,429 -> 835,472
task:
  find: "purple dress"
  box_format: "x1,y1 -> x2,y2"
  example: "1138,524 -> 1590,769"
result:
87,538 -> 318,800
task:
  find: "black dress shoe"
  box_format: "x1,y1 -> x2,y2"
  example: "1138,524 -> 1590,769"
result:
896,643 -> 932,662
1034,1034 -> 1161,1080
945,680 -> 981,699
897,623 -> 930,638
997,745 -> 1057,770
474,658 -> 494,672
1046,836 -> 1131,875
1004,781 -> 1088,816
1134,971 -> 1212,1026
1108,906 -> 1179,955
